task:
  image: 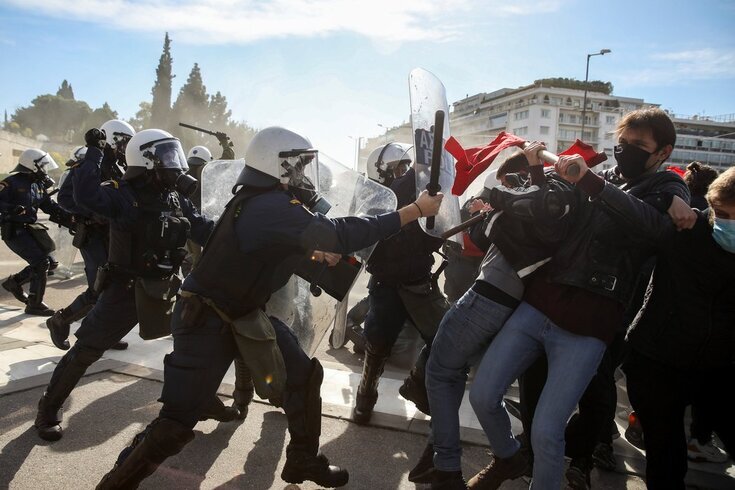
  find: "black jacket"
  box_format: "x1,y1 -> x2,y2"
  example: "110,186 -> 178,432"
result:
545,169 -> 689,308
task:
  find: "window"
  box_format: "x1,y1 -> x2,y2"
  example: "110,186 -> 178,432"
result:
514,110 -> 529,121
540,126 -> 550,135
606,115 -> 615,124
543,95 -> 550,104
514,126 -> 528,136
566,97 -> 573,106
541,109 -> 550,118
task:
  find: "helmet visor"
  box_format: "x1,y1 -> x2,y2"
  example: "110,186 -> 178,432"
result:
279,150 -> 319,193
34,153 -> 58,172
141,138 -> 189,171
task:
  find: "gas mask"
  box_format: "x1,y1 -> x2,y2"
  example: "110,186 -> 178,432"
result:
281,150 -> 332,214
35,171 -> 55,190
614,143 -> 655,180
156,168 -> 198,197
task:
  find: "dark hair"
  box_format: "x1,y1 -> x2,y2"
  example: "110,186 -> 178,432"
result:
497,150 -> 530,178
683,161 -> 719,197
707,166 -> 735,206
616,107 -> 677,149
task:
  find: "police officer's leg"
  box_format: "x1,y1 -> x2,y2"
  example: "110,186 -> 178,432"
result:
35,280 -> 138,441
353,282 -> 408,425
269,318 -> 348,487
2,229 -> 46,306
25,255 -> 54,315
98,303 -> 238,490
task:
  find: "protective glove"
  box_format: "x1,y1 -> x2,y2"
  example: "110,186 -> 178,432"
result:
85,128 -> 107,150
12,205 -> 26,215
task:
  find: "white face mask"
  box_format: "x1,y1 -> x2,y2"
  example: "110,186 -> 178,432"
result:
712,217 -> 735,253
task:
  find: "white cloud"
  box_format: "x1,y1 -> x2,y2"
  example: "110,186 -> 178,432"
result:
619,47 -> 735,86
5,0 -> 563,45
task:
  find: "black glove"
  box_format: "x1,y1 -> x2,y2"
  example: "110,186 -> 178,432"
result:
12,205 -> 26,216
85,128 -> 107,150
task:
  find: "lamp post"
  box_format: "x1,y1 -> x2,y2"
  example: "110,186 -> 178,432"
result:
581,48 -> 611,140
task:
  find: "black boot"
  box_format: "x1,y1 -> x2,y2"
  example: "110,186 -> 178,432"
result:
233,356 -> 254,420
35,345 -> 101,441
282,358 -> 349,488
199,395 -> 239,422
409,442 -> 435,483
2,275 -> 28,304
46,304 -> 94,350
352,351 -> 387,425
97,418 -> 194,489
110,340 -> 129,350
399,352 -> 431,415
25,269 -> 54,316
432,469 -> 468,489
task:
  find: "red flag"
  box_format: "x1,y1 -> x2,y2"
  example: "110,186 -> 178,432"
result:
446,132 -> 526,195
666,165 -> 686,177
558,139 -> 608,168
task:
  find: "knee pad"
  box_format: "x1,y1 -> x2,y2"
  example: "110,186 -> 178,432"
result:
159,354 -> 208,424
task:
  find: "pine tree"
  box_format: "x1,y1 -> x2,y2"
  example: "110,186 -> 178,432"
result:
56,80 -> 75,100
151,32 -> 174,129
173,63 -> 210,149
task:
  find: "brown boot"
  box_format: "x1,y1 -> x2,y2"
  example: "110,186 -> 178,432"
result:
467,449 -> 530,490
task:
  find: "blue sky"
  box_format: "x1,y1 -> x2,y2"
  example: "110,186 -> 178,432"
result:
1,0 -> 733,165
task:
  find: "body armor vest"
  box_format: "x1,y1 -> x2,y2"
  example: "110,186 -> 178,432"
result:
108,188 -> 188,278
189,189 -> 303,319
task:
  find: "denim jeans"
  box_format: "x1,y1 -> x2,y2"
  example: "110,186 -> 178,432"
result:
426,288 -> 514,471
469,301 -> 606,489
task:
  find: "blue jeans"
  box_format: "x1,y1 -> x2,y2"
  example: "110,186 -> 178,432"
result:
426,288 -> 514,471
469,301 -> 606,489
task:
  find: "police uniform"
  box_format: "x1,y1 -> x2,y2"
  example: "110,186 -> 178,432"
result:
353,167 -> 448,424
45,159 -> 117,349
0,171 -> 69,314
98,181 -> 403,489
34,144 -> 228,442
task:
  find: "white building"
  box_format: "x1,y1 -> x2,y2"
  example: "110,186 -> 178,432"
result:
450,80 -> 653,171
666,113 -> 735,172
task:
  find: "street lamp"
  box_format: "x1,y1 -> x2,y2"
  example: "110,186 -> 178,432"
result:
581,48 -> 611,139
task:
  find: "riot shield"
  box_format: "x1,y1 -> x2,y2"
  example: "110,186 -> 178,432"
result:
409,67 -> 461,241
199,154 -> 397,356
49,170 -> 79,279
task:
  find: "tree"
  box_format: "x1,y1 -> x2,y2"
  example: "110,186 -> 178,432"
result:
84,102 -> 118,132
151,33 -> 174,130
172,63 -> 210,150
56,80 -> 75,100
129,101 -> 152,131
11,94 -> 91,140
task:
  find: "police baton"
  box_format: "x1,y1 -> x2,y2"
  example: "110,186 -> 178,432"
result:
426,110 -> 445,230
178,122 -> 219,137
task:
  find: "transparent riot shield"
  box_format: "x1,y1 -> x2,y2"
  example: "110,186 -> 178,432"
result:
49,170 -> 80,278
409,67 -> 461,241
199,155 -> 397,356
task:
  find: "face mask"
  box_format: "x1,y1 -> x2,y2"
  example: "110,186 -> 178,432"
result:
291,186 -> 332,214
712,217 -> 735,253
156,169 -> 198,197
614,143 -> 653,180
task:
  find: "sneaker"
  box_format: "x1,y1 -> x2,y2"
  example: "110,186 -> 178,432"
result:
565,458 -> 591,490
408,442 -> 434,483
624,411 -> 645,450
467,450 -> 529,490
592,442 -> 617,471
687,438 -> 728,463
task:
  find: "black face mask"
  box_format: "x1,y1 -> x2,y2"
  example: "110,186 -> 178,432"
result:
34,171 -> 55,190
614,143 -> 654,180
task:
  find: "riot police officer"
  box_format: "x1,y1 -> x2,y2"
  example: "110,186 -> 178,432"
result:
1,149 -> 70,315
45,127 -> 137,351
96,126 -> 443,489
34,127 -> 240,443
352,142 -> 449,425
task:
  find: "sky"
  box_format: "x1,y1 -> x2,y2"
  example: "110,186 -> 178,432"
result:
1,0 -> 734,166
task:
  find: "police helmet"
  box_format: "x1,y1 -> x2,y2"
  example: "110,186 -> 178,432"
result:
237,126 -> 317,190
68,145 -> 87,165
366,142 -> 413,186
15,148 -> 59,174
100,119 -> 136,150
124,129 -> 188,180
187,145 -> 213,167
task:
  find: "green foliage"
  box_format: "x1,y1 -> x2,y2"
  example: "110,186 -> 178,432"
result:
129,101 -> 152,131
151,32 -> 174,129
84,102 -> 118,131
11,94 -> 91,140
534,77 -> 613,94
